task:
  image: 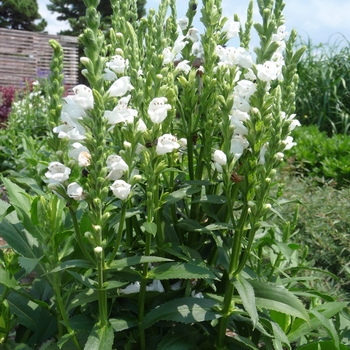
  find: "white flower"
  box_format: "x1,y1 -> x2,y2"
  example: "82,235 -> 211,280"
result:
191,291 -> 204,298
106,54 -> 128,74
178,16 -> 189,31
104,95 -> 138,126
61,99 -> 85,120
256,61 -> 278,82
137,119 -> 147,132
233,95 -> 251,112
235,47 -> 254,69
230,135 -> 249,160
70,84 -> 94,110
234,80 -> 257,100
259,143 -> 269,165
186,27 -> 199,42
281,112 -> 301,130
156,134 -> 180,155
45,162 -> 71,184
110,180 -> 131,200
67,182 -> 86,200
229,115 -> 248,135
68,143 -> 91,165
102,68 -> 117,81
223,18 -> 240,39
119,281 -> 140,294
244,68 -> 257,81
176,60 -> 191,75
283,136 -> 297,150
106,155 -> 129,180
146,280 -> 165,293
162,47 -> 175,65
213,150 -> 227,166
272,25 -> 288,41
107,76 -> 134,97
232,109 -> 250,122
148,97 -> 172,124
173,35 -> 188,55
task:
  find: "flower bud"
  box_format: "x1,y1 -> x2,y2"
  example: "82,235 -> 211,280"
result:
94,246 -> 103,254
123,141 -> 131,149
115,32 -> 123,39
115,48 -> 124,56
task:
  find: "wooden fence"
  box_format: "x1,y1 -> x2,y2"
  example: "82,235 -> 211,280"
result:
0,28 -> 79,88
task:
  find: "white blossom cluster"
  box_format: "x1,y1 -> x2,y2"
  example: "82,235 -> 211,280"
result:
211,23 -> 300,170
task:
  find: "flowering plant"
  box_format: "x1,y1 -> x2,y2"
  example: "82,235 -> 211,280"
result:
3,1 -> 346,349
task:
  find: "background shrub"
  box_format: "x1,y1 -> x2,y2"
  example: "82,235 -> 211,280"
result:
285,125 -> 350,187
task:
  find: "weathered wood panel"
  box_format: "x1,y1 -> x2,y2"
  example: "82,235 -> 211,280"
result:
0,28 -> 79,88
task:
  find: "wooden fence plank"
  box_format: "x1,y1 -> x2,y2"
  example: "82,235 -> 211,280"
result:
0,28 -> 79,88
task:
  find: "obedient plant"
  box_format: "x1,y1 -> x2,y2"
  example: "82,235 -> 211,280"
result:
4,0 -> 348,349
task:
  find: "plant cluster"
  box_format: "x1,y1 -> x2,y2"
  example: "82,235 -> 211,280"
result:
0,0 -> 349,349
285,125 -> 350,188
295,36 -> 350,135
0,79 -> 53,178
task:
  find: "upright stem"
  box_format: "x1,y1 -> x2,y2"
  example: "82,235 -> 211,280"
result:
69,207 -> 95,265
106,202 -> 128,266
95,248 -> 108,327
53,273 -> 82,350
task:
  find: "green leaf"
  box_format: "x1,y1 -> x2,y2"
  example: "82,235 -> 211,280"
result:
192,195 -> 226,204
288,302 -> 348,343
176,219 -> 208,232
295,340 -> 349,350
106,256 -> 173,271
143,222 -> 157,237
309,310 -> 339,349
249,280 -> 309,322
147,262 -> 217,280
110,317 -> 138,332
141,297 -> 221,330
0,267 -> 19,290
233,275 -> 258,328
50,259 -> 94,273
85,322 -> 114,350
66,289 -> 98,312
18,256 -> 43,275
7,294 -> 39,332
2,178 -> 45,243
69,314 -> 95,332
156,324 -> 201,350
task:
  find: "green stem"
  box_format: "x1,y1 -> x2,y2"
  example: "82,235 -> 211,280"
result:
69,207 -> 95,265
138,231 -> 152,350
106,202 -> 128,266
217,281 -> 234,349
53,273 -> 82,349
96,249 -> 108,327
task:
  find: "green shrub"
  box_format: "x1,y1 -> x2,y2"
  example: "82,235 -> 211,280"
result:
285,125 -> 350,187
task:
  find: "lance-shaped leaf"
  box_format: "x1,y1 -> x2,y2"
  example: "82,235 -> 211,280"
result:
249,280 -> 309,322
147,262 -> 217,280
106,256 -> 173,271
141,297 -> 221,330
233,275 -> 258,327
288,302 -> 348,343
85,322 -> 114,350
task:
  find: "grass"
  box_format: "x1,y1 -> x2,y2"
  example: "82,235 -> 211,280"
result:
295,35 -> 350,135
277,173 -> 350,298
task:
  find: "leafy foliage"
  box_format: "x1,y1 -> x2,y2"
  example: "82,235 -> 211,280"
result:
285,125 -> 350,187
